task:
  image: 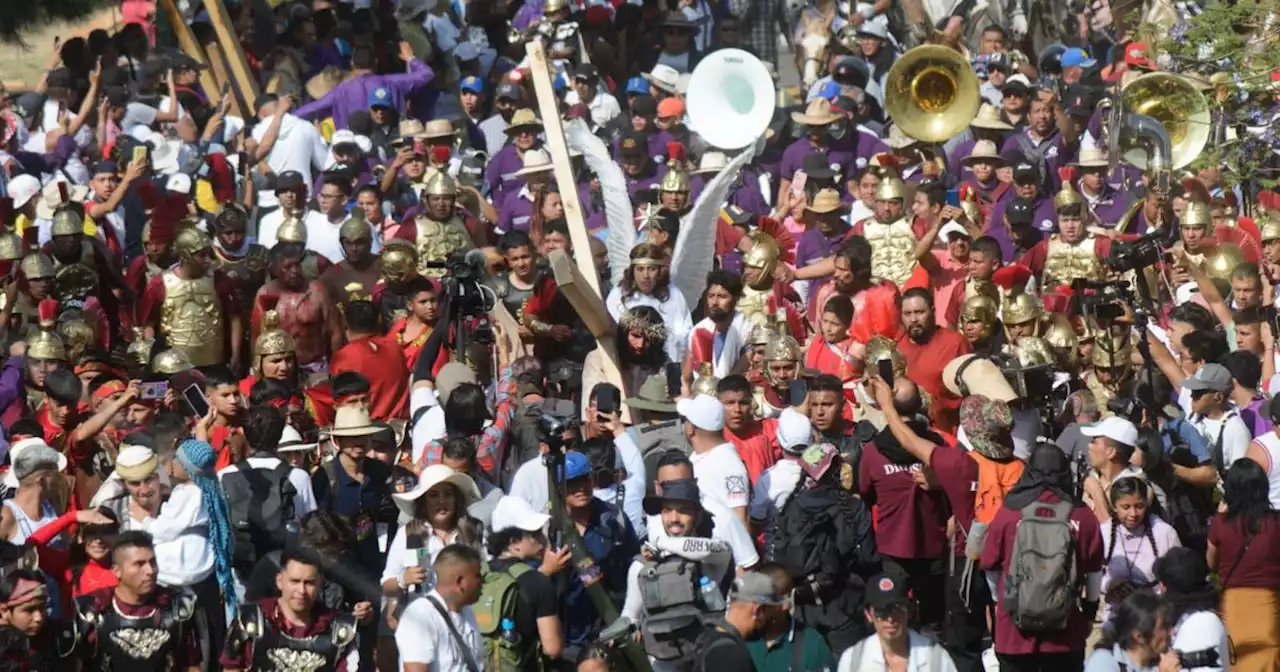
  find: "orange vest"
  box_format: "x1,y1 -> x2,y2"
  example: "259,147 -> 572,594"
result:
971,451 -> 1025,526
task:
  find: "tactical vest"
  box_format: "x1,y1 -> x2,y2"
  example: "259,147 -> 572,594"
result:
235,603 -> 358,672
0,620 -> 78,672
1043,235 -> 1103,290
160,269 -> 226,367
76,589 -> 197,671
863,219 -> 918,288
639,556 -> 712,663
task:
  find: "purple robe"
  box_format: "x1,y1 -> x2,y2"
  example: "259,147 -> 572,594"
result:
690,169 -> 770,217
485,144 -> 527,206
513,0 -> 545,31
779,131 -> 889,186
1083,184 -> 1136,228
987,195 -> 1055,262
294,60 -> 435,130
1000,130 -> 1064,189
796,224 -> 851,303
626,166 -> 667,202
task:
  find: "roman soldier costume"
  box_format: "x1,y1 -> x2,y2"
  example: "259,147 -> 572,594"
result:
240,311 -> 336,428
224,599 -> 358,672
854,173 -> 920,289
156,227 -> 227,368
0,232 -> 22,314
753,334 -> 802,420
1019,176 -> 1110,291
393,172 -> 477,277
2,301 -> 67,428
1084,329 -> 1133,414
275,217 -> 333,282
7,254 -> 53,337
373,241 -> 419,327
213,205 -> 271,320
737,231 -> 805,337
318,214 -> 381,311
75,587 -> 198,672
485,268 -> 538,330
958,294 -> 1003,356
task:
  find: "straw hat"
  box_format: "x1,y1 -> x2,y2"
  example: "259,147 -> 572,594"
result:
422,119 -> 455,140
642,65 -> 681,94
942,354 -> 1017,403
806,188 -> 846,214
693,151 -> 728,175
789,98 -> 841,126
306,66 -> 347,101
504,109 -> 543,133
513,149 -> 554,177
970,103 -> 1013,131
329,405 -> 383,438
1071,147 -> 1110,168
277,425 -> 318,453
392,464 -> 482,518
961,140 -> 1005,165
397,119 -> 426,141
35,180 -> 90,220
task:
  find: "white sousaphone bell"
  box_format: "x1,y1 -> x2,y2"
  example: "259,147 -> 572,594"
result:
685,48 -> 778,151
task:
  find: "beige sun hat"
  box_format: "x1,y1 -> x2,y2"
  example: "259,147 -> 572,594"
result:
789,98 -> 841,126
806,188 -> 846,214
513,149 -> 554,177
504,109 -> 543,134
961,139 -> 1005,165
422,119 -> 455,140
642,65 -> 681,94
392,464 -> 482,518
693,151 -> 728,175
886,124 -> 918,149
1071,147 -> 1110,168
970,103 -> 1013,131
329,405 -> 383,438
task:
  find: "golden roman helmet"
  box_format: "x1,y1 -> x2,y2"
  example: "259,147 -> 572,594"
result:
254,309 -> 297,361
381,240 -> 418,283
748,320 -> 779,346
1003,292 -> 1041,330
763,335 -> 802,363
876,175 -> 907,202
742,232 -> 780,289
278,215 -> 308,244
1042,314 -> 1080,357
1181,200 -> 1212,228
1259,212 -> 1280,242
51,205 -> 83,238
1205,243 -> 1244,280
544,0 -> 568,12
339,211 -> 371,242
57,315 -> 96,363
959,295 -> 998,340
691,362 -> 720,397
423,170 -> 458,197
660,167 -> 692,194
20,254 -> 54,280
865,335 -> 907,378
1013,337 -> 1055,368
126,327 -> 154,371
152,348 -> 195,375
1092,329 -> 1133,369
1054,180 -> 1083,213
26,329 -> 65,361
0,233 -> 24,262
174,226 -> 212,266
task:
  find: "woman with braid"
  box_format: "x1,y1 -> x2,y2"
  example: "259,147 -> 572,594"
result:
1098,476 -> 1181,627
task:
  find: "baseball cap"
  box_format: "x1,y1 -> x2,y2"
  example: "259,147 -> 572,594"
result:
657,97 -> 685,119
1002,73 -> 1032,94
1181,363 -> 1234,394
776,408 -> 812,454
814,80 -> 842,102
460,76 -> 484,94
677,395 -> 725,432
1060,47 -> 1096,69
831,57 -> 869,89
631,95 -> 658,118
619,131 -> 646,156
92,160 -> 118,176
986,53 -> 1011,72
1006,197 -> 1035,226
625,76 -> 648,95
495,81 -> 524,102
1125,42 -> 1155,70
555,451 -> 592,483
274,170 -> 306,192
864,572 -> 910,611
1063,84 -> 1095,117
1012,161 -> 1040,184
642,478 -> 702,515
938,221 -> 971,242
1081,416 -> 1140,447
368,87 -> 392,109
959,395 -> 1015,459
729,571 -> 785,605
7,175 -> 40,210
574,64 -> 601,82
490,495 -> 551,533
166,173 -> 193,195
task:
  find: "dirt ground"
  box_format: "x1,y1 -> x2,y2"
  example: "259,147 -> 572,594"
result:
0,7 -> 122,91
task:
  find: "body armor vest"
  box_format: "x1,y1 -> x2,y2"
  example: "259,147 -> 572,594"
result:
52,240 -> 101,302
234,603 -> 358,672
487,274 -> 536,326
76,589 -> 197,671
414,216 -> 473,277
215,245 -> 270,315
160,269 -> 226,367
863,219 -> 918,288
1043,235 -> 1103,289
0,620 -> 78,672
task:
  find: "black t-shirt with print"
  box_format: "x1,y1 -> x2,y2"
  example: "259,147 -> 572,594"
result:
487,557 -> 558,671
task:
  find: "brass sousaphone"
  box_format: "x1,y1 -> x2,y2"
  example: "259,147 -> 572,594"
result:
1104,71 -> 1210,191
884,45 -> 981,144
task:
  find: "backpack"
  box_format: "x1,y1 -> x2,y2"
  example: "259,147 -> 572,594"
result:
1002,498 -> 1078,633
767,481 -> 846,605
223,459 -> 296,569
626,420 -> 690,495
474,561 -> 538,672
638,556 -> 710,662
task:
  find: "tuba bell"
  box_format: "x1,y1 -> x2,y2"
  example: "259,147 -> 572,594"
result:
884,45 -> 981,144
1115,72 -> 1210,172
685,48 -> 778,151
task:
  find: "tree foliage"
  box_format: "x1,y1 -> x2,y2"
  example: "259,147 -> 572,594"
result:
0,0 -> 117,46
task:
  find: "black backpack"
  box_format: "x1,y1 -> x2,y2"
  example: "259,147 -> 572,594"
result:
767,481 -> 850,604
224,459 -> 296,570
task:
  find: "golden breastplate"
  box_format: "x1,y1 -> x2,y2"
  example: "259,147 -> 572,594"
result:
160,270 -> 225,367
738,285 -> 773,326
415,216 -> 474,277
1043,236 -> 1103,289
1084,371 -> 1115,417
864,219 -> 918,288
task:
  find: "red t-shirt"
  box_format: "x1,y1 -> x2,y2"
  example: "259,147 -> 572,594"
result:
927,443 -> 979,556
71,560 -> 118,597
331,335 -> 411,420
896,328 -> 972,433
1208,513 -> 1280,589
858,441 -> 951,559
979,491 -> 1104,655
725,419 -> 781,486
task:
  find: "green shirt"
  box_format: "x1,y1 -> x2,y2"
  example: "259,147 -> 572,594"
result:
745,617 -> 836,672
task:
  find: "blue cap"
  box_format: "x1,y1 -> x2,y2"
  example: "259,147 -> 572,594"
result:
1060,47 -> 1096,69
625,76 -> 648,95
553,72 -> 569,92
460,76 -> 484,94
556,451 -> 592,483
815,80 -> 842,101
368,87 -> 392,108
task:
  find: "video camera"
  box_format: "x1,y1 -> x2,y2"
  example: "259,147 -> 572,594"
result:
537,411 -> 580,452
1107,230 -> 1165,273
1070,278 -> 1139,321
424,250 -> 496,345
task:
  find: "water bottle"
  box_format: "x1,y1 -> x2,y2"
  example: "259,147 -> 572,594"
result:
699,576 -> 726,612
500,618 -> 521,646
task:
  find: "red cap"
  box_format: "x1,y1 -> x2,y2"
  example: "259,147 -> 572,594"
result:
1125,43 -> 1155,70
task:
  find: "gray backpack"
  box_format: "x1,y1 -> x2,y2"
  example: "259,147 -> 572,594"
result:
639,557 -> 709,663
627,420 -> 691,495
1001,499 -> 1078,633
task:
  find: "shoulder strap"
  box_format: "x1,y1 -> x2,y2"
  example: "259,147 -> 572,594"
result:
322,461 -> 339,511
425,595 -> 481,672
790,624 -> 806,671
272,462 -> 297,520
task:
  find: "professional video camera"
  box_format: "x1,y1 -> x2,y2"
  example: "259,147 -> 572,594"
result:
425,250 -> 497,349
1107,229 -> 1166,273
536,411 -> 580,451
1070,277 -> 1138,321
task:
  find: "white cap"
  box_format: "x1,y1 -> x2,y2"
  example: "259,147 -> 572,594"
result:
777,408 -> 812,454
330,129 -> 373,154
490,495 -> 551,534
1081,416 -> 1139,447
166,173 -> 192,195
676,395 -> 725,432
7,175 -> 40,210
937,221 -> 971,243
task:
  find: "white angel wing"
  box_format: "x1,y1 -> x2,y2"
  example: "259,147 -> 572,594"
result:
670,148 -> 754,309
564,119 -> 635,288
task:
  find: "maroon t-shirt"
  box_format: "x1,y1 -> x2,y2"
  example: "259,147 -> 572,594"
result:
978,491 -> 1103,655
928,443 -> 980,556
82,587 -> 201,669
859,441 -> 951,559
1208,513 -> 1280,589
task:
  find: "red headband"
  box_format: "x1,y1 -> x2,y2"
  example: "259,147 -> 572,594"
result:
3,578 -> 46,608
91,379 -> 128,402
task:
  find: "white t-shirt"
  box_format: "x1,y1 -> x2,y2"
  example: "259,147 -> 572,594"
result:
216,457 -> 319,519
1170,610 -> 1229,672
395,590 -> 483,672
646,497 -> 758,569
1190,410 -> 1252,467
381,524 -> 462,592
748,459 -> 802,525
300,209 -> 382,264
689,443 -> 750,511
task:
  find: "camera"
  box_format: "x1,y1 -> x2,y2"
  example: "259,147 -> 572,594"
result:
425,251 -> 497,346
1070,278 -> 1136,321
1107,230 -> 1165,273
536,412 -> 579,450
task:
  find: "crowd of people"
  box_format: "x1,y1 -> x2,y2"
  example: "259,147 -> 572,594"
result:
0,0 -> 1276,671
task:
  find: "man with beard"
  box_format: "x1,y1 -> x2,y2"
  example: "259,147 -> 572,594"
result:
688,270 -> 750,378
318,217 -> 382,311
606,244 -> 693,363
851,175 -> 929,291
896,288 -> 970,433
76,531 -> 201,671
139,226 -> 243,369
802,237 -> 902,341
211,204 -> 270,333
253,243 -> 345,372
998,97 -> 1063,192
